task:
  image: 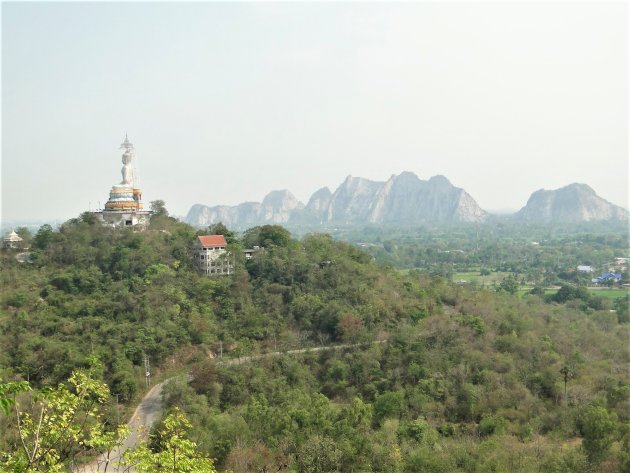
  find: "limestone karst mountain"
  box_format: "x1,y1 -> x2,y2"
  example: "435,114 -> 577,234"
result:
291,187 -> 333,225
185,172 -> 487,227
258,190 -> 305,223
185,175 -> 628,228
513,183 -> 629,223
186,190 -> 303,227
317,172 -> 486,224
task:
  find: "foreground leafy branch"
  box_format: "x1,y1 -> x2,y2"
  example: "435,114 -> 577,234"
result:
124,407 -> 216,473
0,362 -> 127,472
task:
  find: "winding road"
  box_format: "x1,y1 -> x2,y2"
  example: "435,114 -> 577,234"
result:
75,381 -> 166,472
75,341 -> 384,472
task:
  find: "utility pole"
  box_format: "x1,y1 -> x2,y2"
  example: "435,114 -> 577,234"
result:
144,355 -> 151,388
113,393 -> 121,425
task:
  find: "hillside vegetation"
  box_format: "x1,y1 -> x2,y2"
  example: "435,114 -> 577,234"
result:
1,211 -> 628,472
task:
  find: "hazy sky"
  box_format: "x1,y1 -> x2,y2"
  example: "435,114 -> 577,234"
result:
2,2 -> 628,222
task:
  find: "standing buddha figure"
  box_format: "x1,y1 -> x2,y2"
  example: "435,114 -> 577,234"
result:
120,134 -> 135,187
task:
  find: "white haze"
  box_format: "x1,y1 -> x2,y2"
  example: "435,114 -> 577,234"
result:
1,2 -> 627,222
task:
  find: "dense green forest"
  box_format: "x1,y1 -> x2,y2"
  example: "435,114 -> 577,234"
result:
1,209 -> 629,472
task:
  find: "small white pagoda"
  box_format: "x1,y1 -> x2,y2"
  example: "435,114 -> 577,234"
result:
3,230 -> 23,249
94,135 -> 152,227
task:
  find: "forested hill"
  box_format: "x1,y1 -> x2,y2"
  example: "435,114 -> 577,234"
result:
0,211 -> 431,396
1,211 -> 629,472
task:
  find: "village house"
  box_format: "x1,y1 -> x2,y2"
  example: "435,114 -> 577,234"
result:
244,246 -> 263,259
610,257 -> 630,272
591,272 -> 623,284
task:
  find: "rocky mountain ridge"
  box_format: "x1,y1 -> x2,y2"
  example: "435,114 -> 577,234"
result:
185,174 -> 628,228
186,190 -> 303,228
186,172 -> 487,227
513,183 -> 629,223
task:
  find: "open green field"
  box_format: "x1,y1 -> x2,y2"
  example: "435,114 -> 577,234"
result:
516,287 -> 629,299
452,271 -> 513,285
586,288 -> 630,299
397,269 -> 513,286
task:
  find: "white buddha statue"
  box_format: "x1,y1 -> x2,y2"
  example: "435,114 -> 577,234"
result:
120,134 -> 135,187
121,151 -> 134,186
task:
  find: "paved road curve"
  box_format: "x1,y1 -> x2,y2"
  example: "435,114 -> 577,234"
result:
75,381 -> 166,473
75,341 -> 385,472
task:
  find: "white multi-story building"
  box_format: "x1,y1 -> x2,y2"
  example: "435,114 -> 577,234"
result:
195,235 -> 233,276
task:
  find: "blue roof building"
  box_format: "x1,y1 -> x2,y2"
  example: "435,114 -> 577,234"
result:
591,273 -> 622,283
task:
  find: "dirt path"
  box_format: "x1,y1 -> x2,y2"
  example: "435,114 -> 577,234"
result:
75,341 -> 385,472
218,340 -> 385,366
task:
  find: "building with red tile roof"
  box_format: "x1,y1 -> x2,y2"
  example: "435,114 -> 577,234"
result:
194,235 -> 233,276
197,235 -> 227,248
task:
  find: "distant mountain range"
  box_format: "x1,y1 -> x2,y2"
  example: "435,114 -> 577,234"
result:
513,183 -> 629,223
185,173 -> 628,228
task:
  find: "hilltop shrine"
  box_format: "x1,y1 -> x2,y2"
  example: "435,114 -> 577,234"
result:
94,135 -> 152,227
